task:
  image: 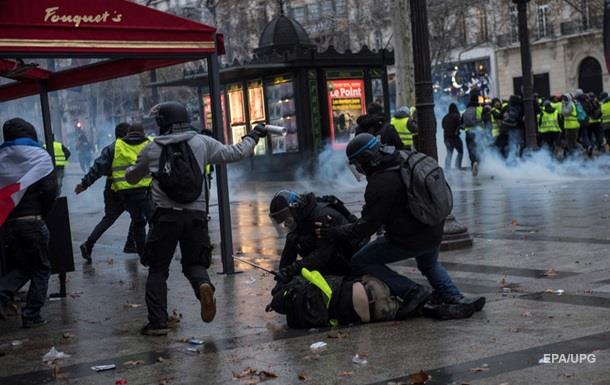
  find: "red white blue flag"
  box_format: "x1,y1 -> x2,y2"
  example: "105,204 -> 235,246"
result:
0,138 -> 54,226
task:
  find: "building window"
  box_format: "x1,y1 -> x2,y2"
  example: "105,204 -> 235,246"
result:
335,0 -> 347,15
293,6 -> 306,24
510,5 -> 519,42
582,0 -> 591,29
374,30 -> 383,50
477,8 -> 488,42
307,3 -> 320,22
321,0 -> 334,16
537,4 -> 550,38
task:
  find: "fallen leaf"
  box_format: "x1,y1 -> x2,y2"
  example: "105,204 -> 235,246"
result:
303,354 -> 320,361
543,269 -> 557,277
62,332 -> 75,339
511,219 -> 518,228
469,367 -> 489,373
327,331 -> 350,339
339,371 -> 354,377
123,303 -> 142,309
232,367 -> 277,384
123,360 -> 145,367
298,372 -> 309,381
51,365 -> 60,379
157,356 -> 169,363
559,373 -> 575,378
167,315 -> 181,329
106,258 -> 114,265
158,379 -> 170,385
408,370 -> 430,384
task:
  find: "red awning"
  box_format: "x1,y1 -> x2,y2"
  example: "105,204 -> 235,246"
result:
0,0 -> 220,102
0,0 -> 216,57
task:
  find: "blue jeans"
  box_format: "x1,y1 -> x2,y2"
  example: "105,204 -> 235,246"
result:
350,236 -> 461,300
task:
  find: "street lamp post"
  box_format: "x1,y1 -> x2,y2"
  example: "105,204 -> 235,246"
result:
514,0 -> 538,149
410,0 -> 472,250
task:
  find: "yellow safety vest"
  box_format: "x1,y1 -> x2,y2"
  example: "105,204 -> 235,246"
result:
300,268 -> 338,327
491,108 -> 501,137
538,110 -> 561,133
602,101 -> 610,124
551,102 -> 562,114
463,106 -> 484,132
111,138 -> 152,191
564,105 -> 580,130
44,141 -> 68,167
390,116 -> 413,147
204,164 -> 212,175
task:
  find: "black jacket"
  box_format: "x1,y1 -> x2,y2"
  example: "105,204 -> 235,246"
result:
442,112 -> 461,140
280,194 -> 361,276
355,113 -> 404,150
332,153 -> 444,251
8,171 -> 58,220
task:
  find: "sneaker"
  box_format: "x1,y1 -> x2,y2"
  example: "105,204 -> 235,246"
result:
199,283 -> 216,323
140,323 -> 169,336
471,161 -> 479,176
22,317 -> 48,328
80,242 -> 92,263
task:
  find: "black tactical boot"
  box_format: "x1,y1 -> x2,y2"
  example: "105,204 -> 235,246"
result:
447,295 -> 486,312
395,285 -> 432,319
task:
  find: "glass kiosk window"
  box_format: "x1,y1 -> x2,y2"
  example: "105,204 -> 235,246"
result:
248,79 -> 267,156
326,79 -> 365,148
202,92 -> 228,143
265,75 -> 298,154
227,83 -> 246,145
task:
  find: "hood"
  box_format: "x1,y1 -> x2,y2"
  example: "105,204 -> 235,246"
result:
153,128 -> 198,146
508,95 -> 521,106
448,103 -> 459,114
3,118 -> 38,141
562,94 -> 573,103
122,130 -> 149,145
357,113 -> 385,132
544,104 -> 555,113
365,151 -> 401,176
295,193 -> 318,222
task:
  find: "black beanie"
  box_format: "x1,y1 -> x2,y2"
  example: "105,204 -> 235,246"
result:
2,118 -> 38,141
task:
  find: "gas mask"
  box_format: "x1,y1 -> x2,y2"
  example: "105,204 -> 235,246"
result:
269,207 -> 297,236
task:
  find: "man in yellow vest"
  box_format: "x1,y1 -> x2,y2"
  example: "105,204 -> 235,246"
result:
600,92 -> 610,150
110,123 -> 152,257
45,134 -> 70,194
561,94 -> 580,155
390,106 -> 418,150
538,100 -> 562,153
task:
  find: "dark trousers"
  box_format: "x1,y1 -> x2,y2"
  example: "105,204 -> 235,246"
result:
539,132 -> 560,151
444,136 -> 463,169
565,129 -> 579,153
143,209 -> 212,326
590,122 -> 604,150
86,189 -> 137,249
350,236 -> 461,301
119,189 -> 151,257
0,220 -> 50,320
465,130 -> 478,164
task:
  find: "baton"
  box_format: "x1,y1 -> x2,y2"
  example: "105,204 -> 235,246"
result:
233,255 -> 279,277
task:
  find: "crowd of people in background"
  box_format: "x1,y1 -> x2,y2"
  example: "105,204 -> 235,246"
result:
442,89 -> 610,176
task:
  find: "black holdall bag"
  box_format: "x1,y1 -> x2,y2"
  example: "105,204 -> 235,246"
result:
153,140 -> 203,204
268,277 -> 329,329
398,150 -> 453,226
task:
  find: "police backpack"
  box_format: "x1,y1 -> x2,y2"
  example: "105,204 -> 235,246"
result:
398,150 -> 453,226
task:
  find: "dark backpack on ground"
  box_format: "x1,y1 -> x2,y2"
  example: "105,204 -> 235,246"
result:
398,150 -> 453,226
153,140 -> 203,203
462,106 -> 478,128
269,277 -> 329,329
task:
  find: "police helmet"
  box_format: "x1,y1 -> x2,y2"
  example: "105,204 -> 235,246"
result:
269,190 -> 304,234
150,102 -> 190,134
346,133 -> 381,176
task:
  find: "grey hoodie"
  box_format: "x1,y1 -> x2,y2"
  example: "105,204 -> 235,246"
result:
125,128 -> 256,212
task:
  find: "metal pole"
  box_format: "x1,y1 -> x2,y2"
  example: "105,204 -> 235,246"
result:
514,0 -> 538,149
39,81 -> 55,164
410,0 -> 437,159
207,52 -> 235,274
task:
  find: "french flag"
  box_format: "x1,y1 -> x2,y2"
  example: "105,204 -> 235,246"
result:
0,138 -> 54,226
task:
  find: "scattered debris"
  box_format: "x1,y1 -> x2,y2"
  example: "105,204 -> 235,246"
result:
544,289 -> 564,295
559,373 -> 575,378
521,311 -> 532,317
352,354 -> 368,365
115,379 -> 128,385
408,370 -> 430,384
186,348 -> 201,354
158,379 -> 170,385
232,367 -> 277,383
339,371 -> 354,377
123,360 -> 145,368
298,372 -> 309,381
309,341 -> 327,352
11,340 -> 25,346
245,277 -> 257,286
42,347 -> 71,363
51,365 -> 61,379
327,331 -> 349,339
387,382 -> 409,385
167,310 -> 183,329
303,353 -> 320,361
62,332 -> 75,339
469,367 -> 489,373
543,269 -> 557,278
156,356 -> 169,363
308,328 -> 319,333
90,364 -> 116,372
123,303 -> 142,309
187,338 -> 204,345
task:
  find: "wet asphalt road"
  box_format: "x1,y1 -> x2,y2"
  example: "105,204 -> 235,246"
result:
1,158 -> 610,385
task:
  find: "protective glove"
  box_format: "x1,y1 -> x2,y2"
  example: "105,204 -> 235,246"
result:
275,262 -> 302,283
314,215 -> 336,239
244,123 -> 268,142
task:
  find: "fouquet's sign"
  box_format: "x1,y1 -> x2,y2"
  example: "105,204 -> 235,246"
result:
43,6 -> 123,27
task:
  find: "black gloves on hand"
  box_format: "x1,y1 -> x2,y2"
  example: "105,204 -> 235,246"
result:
244,123 -> 268,143
275,262 -> 302,283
